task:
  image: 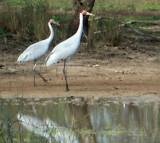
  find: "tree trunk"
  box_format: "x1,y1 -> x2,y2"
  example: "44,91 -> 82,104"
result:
67,0 -> 95,38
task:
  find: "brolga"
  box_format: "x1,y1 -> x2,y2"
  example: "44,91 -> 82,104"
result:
45,10 -> 94,91
17,19 -> 59,86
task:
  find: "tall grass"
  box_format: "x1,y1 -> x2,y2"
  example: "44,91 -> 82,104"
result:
0,0 -> 159,50
0,0 -> 55,41
88,14 -> 121,49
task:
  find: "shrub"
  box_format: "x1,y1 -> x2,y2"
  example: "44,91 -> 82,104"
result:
0,0 -> 53,41
88,15 -> 121,49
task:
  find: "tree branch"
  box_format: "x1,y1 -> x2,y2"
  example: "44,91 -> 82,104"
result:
90,16 -> 160,41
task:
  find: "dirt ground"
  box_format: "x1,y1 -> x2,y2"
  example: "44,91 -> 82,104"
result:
0,31 -> 159,99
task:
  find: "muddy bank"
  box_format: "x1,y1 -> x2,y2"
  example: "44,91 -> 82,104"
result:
0,21 -> 160,99
0,48 -> 159,98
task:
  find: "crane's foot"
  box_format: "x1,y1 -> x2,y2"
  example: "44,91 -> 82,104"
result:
34,79 -> 36,87
66,86 -> 70,92
37,73 -> 48,83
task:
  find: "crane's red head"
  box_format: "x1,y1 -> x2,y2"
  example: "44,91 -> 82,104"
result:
80,10 -> 87,15
49,19 -> 60,26
80,10 -> 95,16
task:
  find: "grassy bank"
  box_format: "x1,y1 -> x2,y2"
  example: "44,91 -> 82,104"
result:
0,0 -> 160,49
0,0 -> 71,41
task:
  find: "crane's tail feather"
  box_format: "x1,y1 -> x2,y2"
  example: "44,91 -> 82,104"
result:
17,55 -> 26,63
45,52 -> 59,67
45,53 -> 52,63
17,51 -> 30,63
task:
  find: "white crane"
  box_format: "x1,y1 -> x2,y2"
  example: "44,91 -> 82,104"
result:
17,113 -> 79,143
17,19 -> 59,86
45,10 -> 94,91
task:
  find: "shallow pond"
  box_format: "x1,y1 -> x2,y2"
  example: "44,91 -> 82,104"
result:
0,96 -> 160,143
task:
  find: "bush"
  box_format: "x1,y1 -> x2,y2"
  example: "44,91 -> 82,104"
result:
88,15 -> 121,49
0,0 -> 54,41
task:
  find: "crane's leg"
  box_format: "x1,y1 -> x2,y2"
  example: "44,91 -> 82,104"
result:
63,60 -> 69,91
33,60 -> 37,87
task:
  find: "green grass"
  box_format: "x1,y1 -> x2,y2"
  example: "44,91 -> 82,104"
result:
0,0 -> 72,41
134,1 -> 160,11
0,0 -> 160,48
94,0 -> 160,11
0,29 -> 5,35
0,0 -> 72,43
120,15 -> 160,23
4,0 -> 160,11
2,0 -> 72,8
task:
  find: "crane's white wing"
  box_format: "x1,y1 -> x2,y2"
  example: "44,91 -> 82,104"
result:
17,40 -> 50,63
46,35 -> 80,66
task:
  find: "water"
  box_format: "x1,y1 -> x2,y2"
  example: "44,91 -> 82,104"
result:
0,97 -> 160,143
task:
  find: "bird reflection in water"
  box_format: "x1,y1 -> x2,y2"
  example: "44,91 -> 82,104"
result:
17,113 -> 79,143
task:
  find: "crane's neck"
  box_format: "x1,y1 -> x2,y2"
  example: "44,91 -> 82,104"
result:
75,13 -> 83,39
47,22 -> 54,44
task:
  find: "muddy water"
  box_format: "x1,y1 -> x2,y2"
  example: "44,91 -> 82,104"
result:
0,97 -> 160,143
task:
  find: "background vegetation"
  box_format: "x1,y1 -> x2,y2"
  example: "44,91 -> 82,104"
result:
0,0 -> 160,50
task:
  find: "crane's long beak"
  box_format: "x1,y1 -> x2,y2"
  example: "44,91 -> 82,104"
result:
86,12 -> 95,16
54,21 -> 60,26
